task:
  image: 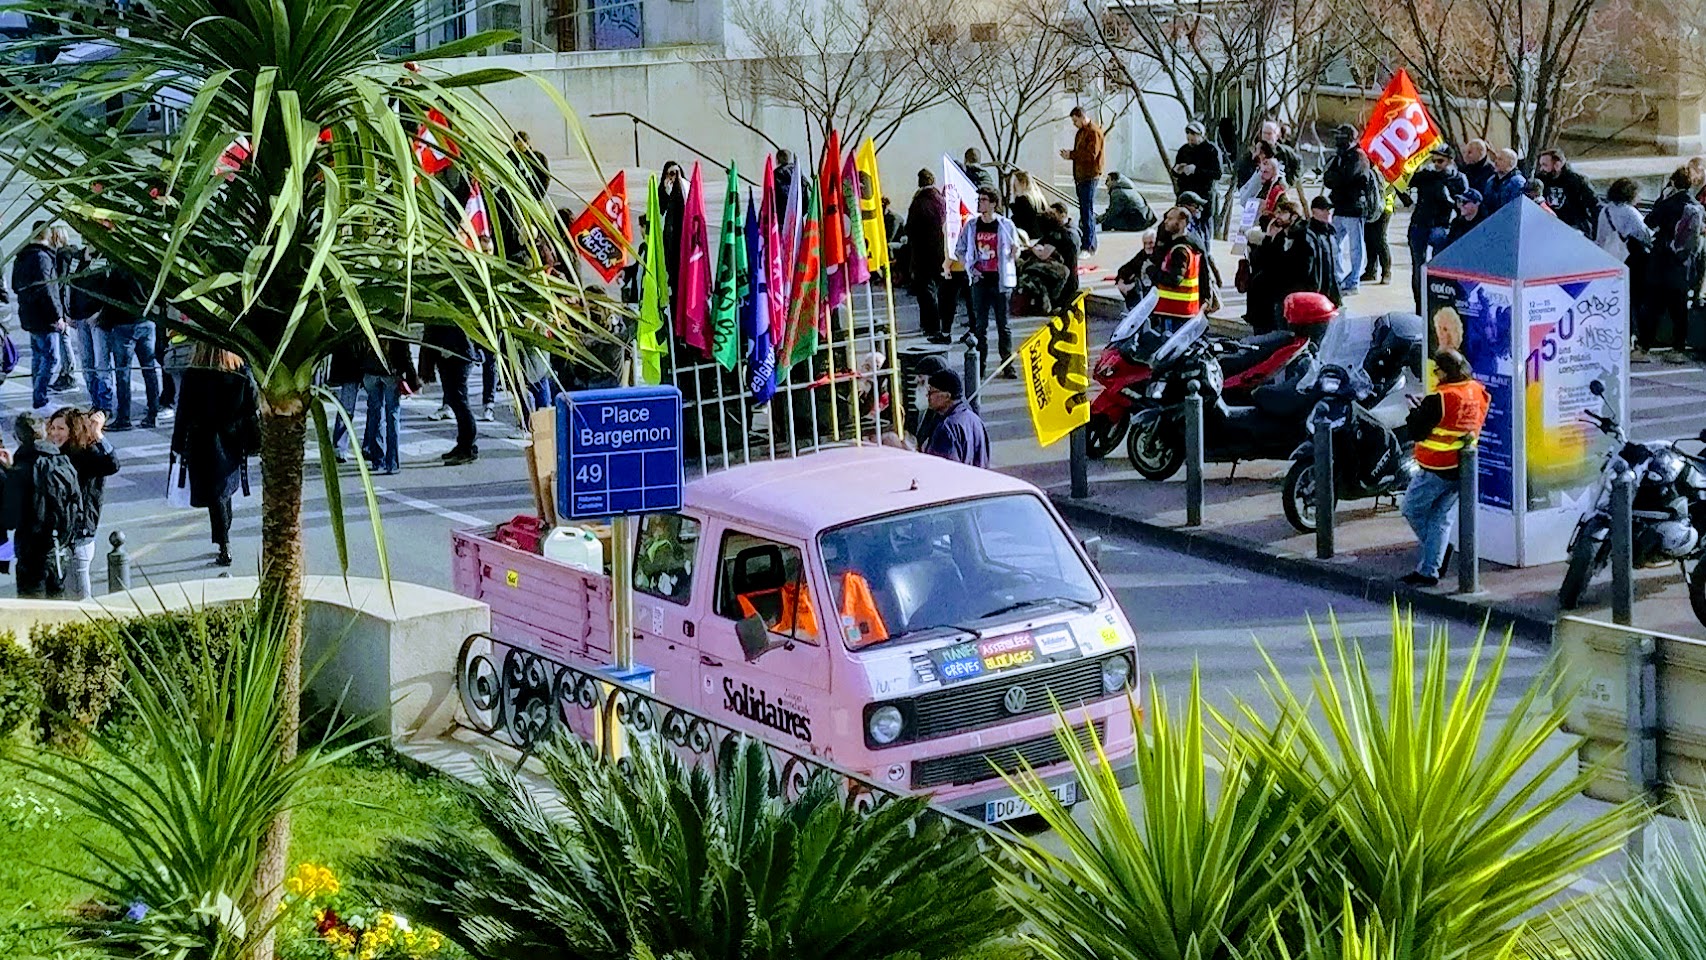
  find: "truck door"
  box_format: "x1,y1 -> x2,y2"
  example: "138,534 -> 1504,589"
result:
696,527 -> 831,754
629,512 -> 705,708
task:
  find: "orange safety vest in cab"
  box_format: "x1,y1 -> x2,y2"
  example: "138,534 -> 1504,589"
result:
840,571 -> 888,644
1153,242 -> 1201,320
738,582 -> 820,638
1415,378 -> 1490,472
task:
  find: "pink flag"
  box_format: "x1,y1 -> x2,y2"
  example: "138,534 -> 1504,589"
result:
761,157 -> 787,346
778,163 -> 803,289
841,154 -> 870,288
674,162 -> 712,354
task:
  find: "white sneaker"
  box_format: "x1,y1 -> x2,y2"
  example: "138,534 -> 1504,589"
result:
428,404 -> 450,421
507,425 -> 531,441
480,405 -> 496,422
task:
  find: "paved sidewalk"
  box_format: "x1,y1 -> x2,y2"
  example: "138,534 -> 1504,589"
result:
936,211 -> 1706,644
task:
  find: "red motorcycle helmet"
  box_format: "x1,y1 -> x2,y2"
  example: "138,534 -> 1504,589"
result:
1283,292 -> 1338,329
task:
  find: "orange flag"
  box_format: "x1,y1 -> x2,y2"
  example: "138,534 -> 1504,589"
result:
1359,69 -> 1443,191
567,171 -> 633,283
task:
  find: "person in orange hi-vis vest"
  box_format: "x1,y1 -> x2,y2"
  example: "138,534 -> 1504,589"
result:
1400,349 -> 1490,587
1151,206 -> 1207,333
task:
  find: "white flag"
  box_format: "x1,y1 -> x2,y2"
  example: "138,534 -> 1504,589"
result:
940,153 -> 978,262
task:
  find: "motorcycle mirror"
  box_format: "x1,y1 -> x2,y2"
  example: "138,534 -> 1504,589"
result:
1589,380 -> 1605,397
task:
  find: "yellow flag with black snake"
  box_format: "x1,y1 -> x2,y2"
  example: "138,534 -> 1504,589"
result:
1017,292 -> 1090,447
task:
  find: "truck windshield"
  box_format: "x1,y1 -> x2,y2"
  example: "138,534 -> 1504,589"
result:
818,494 -> 1102,650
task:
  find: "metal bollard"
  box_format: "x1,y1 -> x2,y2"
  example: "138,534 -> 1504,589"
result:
1626,633 -> 1659,862
107,530 -> 130,593
963,348 -> 982,414
1314,415 -> 1334,559
1457,444 -> 1480,594
1069,426 -> 1090,499
1611,462 -> 1636,625
1183,382 -> 1204,526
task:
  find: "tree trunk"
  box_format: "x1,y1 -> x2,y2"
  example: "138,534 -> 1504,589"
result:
251,395 -> 309,960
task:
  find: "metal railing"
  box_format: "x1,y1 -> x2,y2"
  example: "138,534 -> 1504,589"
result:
588,111 -> 761,189
454,631 -> 992,832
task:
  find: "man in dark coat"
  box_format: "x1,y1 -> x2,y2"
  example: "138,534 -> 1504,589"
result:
1436,190 -> 1487,252
10,225 -> 65,411
1457,139 -> 1494,196
1172,121 -> 1223,230
169,352 -> 260,567
905,169 -> 950,343
920,369 -> 990,468
1535,148 -> 1600,237
1321,124 -> 1381,293
1643,167 -> 1706,357
1405,145 -> 1469,311
4,411 -> 83,597
1300,197 -> 1344,307
772,150 -> 796,224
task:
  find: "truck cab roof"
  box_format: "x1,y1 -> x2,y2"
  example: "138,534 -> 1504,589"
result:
686,446 -> 1037,538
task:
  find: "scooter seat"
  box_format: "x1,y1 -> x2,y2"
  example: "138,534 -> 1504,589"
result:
1250,381 -> 1315,420
1218,332 -> 1297,379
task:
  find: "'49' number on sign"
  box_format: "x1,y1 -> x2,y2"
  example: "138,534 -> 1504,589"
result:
576,463 -> 604,484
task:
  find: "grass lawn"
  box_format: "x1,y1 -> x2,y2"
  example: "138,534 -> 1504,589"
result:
0,745 -> 480,957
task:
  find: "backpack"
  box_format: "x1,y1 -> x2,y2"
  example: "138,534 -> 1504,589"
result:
32,450 -> 85,546
0,332 -> 16,376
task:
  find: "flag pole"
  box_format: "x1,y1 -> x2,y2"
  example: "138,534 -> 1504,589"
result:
844,293 -> 861,447
823,283 -> 840,443
861,278 -> 882,443
880,265 -> 902,442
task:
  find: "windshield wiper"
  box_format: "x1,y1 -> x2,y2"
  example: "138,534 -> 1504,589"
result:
977,596 -> 1096,620
883,623 -> 984,646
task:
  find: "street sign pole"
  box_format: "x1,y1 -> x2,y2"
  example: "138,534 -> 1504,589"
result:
612,514 -> 636,671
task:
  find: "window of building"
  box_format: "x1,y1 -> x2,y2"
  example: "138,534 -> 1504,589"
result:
634,514 -> 700,605
715,531 -> 821,644
969,21 -> 998,42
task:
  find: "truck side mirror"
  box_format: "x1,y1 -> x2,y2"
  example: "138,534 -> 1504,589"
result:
736,615 -> 772,661
1080,536 -> 1104,570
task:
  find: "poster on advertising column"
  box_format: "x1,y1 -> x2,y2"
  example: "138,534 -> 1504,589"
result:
1426,274 -> 1516,510
1521,273 -> 1628,553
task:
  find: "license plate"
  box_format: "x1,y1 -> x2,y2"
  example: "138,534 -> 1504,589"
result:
983,781 -> 1078,824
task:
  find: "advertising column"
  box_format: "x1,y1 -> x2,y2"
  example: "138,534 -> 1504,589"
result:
1426,273 -> 1517,563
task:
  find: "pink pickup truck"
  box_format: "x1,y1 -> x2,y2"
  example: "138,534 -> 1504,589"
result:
452,446 -> 1139,824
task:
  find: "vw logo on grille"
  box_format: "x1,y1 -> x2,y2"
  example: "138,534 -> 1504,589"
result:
1003,685 -> 1030,715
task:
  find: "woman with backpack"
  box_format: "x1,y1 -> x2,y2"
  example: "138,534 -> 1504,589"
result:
170,345 -> 260,567
57,407 -> 119,599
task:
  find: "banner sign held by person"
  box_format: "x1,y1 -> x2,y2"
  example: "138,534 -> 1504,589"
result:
569,172 -> 633,283
1016,292 -> 1091,447
1360,69 -> 1442,190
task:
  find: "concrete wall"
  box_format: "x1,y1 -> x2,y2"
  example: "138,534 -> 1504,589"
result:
0,576 -> 490,744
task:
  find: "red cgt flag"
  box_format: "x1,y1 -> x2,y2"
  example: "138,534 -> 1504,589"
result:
416,108 -> 459,175
1359,69 -> 1443,191
567,171 -> 633,284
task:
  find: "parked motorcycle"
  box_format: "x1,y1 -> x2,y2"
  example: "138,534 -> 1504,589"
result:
1123,295 -> 1336,481
1088,299 -> 1321,460
1281,312 -> 1426,533
1558,379 -> 1706,610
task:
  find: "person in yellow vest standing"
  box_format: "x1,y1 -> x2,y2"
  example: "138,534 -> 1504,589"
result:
1151,206 -> 1207,333
1399,349 -> 1490,586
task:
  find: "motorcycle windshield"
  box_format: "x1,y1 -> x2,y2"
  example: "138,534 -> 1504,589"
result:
1109,289 -> 1159,344
1150,315 -> 1209,369
1297,313 -> 1377,393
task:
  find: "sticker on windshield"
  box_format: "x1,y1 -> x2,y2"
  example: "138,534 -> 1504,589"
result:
1032,624 -> 1077,658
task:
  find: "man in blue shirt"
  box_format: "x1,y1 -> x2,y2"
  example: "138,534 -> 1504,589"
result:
921,369 -> 990,468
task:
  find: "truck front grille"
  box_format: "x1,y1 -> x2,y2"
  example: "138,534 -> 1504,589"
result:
911,720 -> 1106,789
910,655 -> 1123,740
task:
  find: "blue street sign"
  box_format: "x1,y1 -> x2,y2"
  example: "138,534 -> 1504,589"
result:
557,386 -> 684,520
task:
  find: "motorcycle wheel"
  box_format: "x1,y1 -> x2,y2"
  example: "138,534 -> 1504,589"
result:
1283,458 -> 1325,534
1691,560 -> 1706,629
1558,522 -> 1608,610
1085,411 -> 1129,460
1126,416 -> 1184,481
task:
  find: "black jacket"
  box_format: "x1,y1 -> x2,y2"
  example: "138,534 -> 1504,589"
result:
905,186 -> 947,279
11,242 -> 64,333
1459,157 -> 1495,196
1173,140 -> 1223,200
1297,220 -> 1343,306
1323,146 -> 1379,219
1407,166 -> 1469,234
1537,166 -> 1600,237
67,439 -> 119,540
2,438 -> 74,540
1646,189 -> 1703,289
1439,211 -> 1486,251
423,324 -> 474,362
360,336 -> 420,386
98,265 -> 147,331
170,368 -> 261,508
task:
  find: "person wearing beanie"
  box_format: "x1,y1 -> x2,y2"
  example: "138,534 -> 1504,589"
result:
920,369 -> 990,468
1437,188 -> 1486,251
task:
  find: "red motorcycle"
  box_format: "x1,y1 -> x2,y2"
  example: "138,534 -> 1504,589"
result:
1086,315 -> 1323,459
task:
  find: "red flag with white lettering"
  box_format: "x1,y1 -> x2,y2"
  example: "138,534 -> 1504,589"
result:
567,172 -> 633,283
1359,70 -> 1443,191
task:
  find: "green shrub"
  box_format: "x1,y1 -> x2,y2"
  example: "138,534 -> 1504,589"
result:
0,605 -> 254,749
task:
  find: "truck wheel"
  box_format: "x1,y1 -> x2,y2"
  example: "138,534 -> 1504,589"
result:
1126,417 -> 1184,481
1283,458 -> 1324,534
1690,560 -> 1706,629
1085,411 -> 1129,460
1559,523 -> 1608,610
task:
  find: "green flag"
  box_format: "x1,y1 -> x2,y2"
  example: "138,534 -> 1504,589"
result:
637,174 -> 668,385
710,163 -> 744,371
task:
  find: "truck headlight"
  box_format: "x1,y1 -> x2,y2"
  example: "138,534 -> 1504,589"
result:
868,705 -> 904,745
1102,654 -> 1133,693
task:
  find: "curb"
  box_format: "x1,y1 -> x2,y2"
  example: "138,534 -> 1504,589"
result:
1050,493 -> 1556,646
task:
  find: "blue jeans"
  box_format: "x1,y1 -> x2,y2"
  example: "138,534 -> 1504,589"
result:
76,322 -> 114,415
29,330 -> 59,408
109,320 -> 160,423
330,381 -> 362,458
1402,468 -> 1459,578
1075,179 -> 1098,252
1333,215 -> 1365,291
362,374 -> 401,472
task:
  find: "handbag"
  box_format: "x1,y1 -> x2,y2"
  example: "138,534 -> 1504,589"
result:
166,453 -> 192,509
1234,259 -> 1251,294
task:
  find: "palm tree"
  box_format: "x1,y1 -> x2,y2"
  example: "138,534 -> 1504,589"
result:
363,736 -> 1020,959
2,0 -> 610,933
